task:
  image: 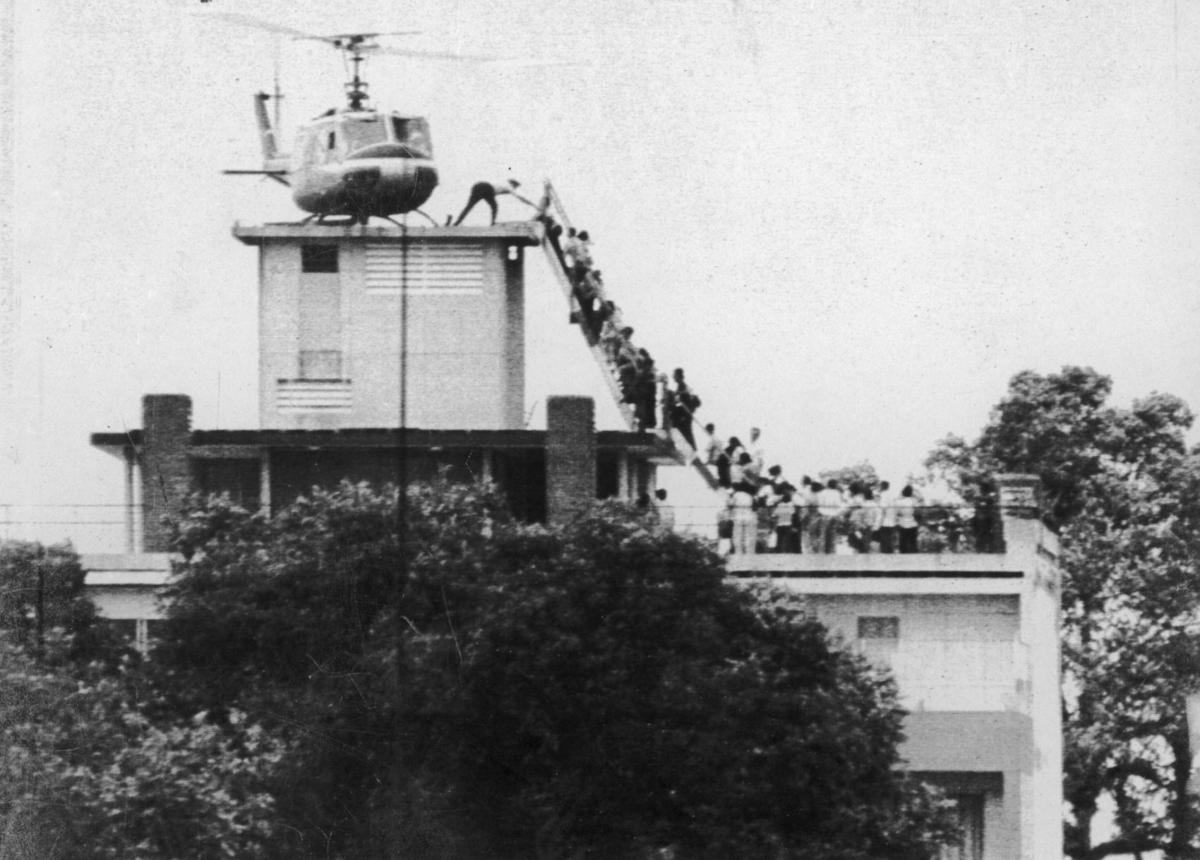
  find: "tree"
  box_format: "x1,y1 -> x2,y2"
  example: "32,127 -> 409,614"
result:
926,366 -> 1200,859
817,461 -> 881,490
155,480 -> 958,859
0,542 -> 287,860
0,540 -> 111,659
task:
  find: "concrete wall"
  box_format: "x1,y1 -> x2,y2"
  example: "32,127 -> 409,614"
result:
732,474 -> 1063,859
807,593 -> 1022,713
996,474 -> 1063,860
82,553 -> 171,621
257,232 -> 526,431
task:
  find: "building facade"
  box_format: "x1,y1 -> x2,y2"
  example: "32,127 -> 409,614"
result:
84,221 -> 681,634
83,217 -> 1062,858
727,475 -> 1063,859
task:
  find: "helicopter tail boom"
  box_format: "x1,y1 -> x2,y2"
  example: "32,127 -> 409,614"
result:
254,92 -> 288,170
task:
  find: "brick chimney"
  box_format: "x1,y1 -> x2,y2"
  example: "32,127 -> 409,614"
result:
140,395 -> 192,552
546,396 -> 595,525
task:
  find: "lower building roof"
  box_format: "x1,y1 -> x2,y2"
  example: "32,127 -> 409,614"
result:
91,426 -> 680,463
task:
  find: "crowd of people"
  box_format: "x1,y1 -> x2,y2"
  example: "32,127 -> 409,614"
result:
704,427 -> 923,555
464,181 -> 946,558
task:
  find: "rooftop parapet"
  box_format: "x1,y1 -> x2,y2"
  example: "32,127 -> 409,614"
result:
721,474 -> 1058,569
231,220 -> 542,246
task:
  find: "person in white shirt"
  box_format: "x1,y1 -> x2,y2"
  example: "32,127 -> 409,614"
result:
811,479 -> 845,554
730,487 -> 758,554
796,476 -> 817,553
703,423 -> 730,488
847,483 -> 879,553
895,484 -> 920,553
748,427 -> 765,476
876,480 -> 898,553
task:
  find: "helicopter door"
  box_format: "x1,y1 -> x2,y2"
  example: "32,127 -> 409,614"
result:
299,119 -> 339,165
324,123 -> 340,163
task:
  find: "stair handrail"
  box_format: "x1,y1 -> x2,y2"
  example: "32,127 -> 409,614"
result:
536,181 -> 720,490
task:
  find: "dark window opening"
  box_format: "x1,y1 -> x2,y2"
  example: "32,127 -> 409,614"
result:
193,458 -> 262,511
491,450 -> 546,524
939,794 -> 984,860
597,450 -> 620,500
302,245 -> 339,273
103,619 -> 137,642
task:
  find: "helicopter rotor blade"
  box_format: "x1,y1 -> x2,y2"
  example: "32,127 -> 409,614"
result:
488,58 -> 590,69
308,31 -> 424,43
195,11 -> 319,41
196,13 -> 578,73
373,45 -> 502,62
197,14 -> 419,46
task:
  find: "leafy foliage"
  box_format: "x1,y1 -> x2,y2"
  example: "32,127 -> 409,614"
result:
151,481 -> 957,859
0,539 -> 286,860
926,366 -> 1200,859
0,540 -> 117,660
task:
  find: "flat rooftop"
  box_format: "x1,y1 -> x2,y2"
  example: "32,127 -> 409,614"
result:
91,426 -> 681,464
232,220 -> 543,246
726,552 -> 1031,591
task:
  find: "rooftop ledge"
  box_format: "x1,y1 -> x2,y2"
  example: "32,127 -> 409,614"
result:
82,553 -> 174,588
232,220 -> 542,246
726,554 -> 1033,594
720,554 -> 1022,580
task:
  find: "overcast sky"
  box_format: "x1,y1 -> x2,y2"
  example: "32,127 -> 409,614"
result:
3,0 -> 1199,549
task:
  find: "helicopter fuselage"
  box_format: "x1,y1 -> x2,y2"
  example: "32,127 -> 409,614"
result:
290,109 -> 438,218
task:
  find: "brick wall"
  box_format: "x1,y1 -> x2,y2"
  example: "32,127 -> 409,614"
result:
546,396 -> 595,525
140,395 -> 192,552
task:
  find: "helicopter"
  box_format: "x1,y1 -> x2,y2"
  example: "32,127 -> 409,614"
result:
215,15 -> 495,225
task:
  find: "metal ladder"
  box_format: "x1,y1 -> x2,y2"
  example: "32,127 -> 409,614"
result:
537,182 -> 639,431
536,182 -> 721,491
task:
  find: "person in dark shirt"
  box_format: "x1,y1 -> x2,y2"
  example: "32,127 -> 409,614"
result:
669,368 -> 700,450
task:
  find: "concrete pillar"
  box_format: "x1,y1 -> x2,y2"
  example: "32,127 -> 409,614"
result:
995,473 -> 1041,556
259,450 -> 272,515
140,395 -> 192,552
995,472 -> 1064,860
546,396 -> 595,525
123,446 -> 136,553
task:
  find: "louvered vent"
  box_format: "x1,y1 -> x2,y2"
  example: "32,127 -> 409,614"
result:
276,380 -> 353,412
364,244 -> 484,295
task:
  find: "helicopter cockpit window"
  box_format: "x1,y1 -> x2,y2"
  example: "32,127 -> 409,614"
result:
341,116 -> 388,154
391,117 -> 433,159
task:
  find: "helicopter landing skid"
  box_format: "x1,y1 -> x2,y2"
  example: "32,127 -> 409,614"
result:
369,211 -> 441,227
298,212 -> 436,228
298,213 -> 364,227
